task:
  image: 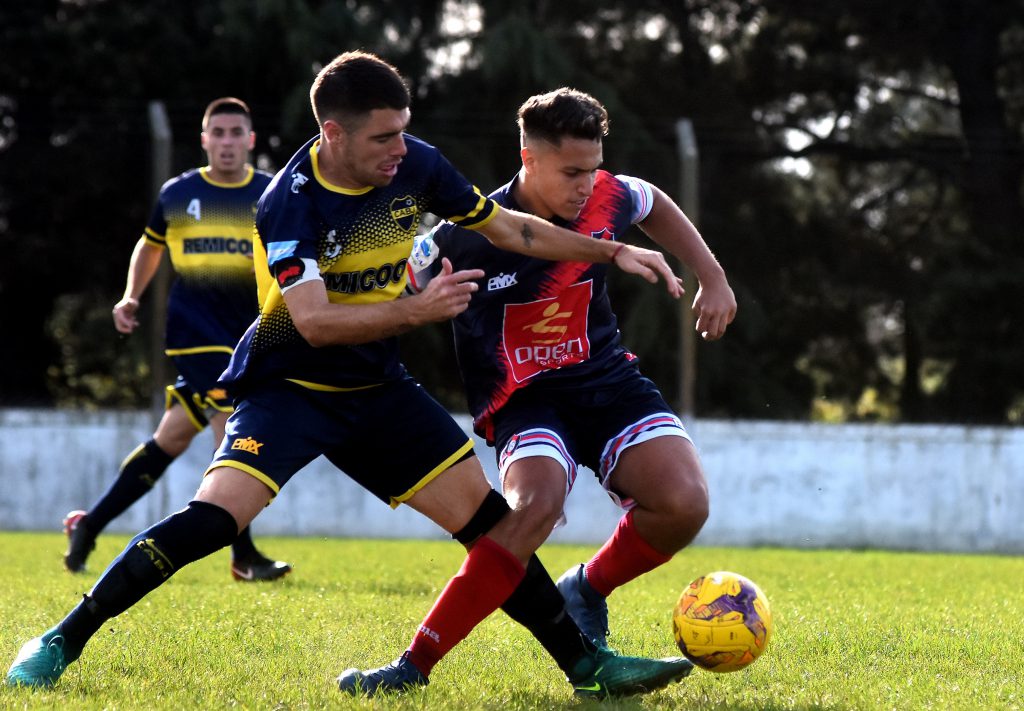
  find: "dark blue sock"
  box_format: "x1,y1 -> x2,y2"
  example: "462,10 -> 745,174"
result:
87,439 -> 175,532
58,500 -> 237,658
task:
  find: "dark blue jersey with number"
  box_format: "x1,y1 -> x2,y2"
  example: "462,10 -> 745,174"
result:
144,166 -> 271,355
219,133 -> 500,394
430,170 -> 654,440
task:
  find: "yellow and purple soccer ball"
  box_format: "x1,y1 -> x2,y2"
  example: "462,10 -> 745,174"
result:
672,571 -> 773,672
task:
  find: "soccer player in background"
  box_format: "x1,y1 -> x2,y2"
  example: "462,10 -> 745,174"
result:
9,52 -> 693,698
404,88 -> 737,647
62,97 -> 291,582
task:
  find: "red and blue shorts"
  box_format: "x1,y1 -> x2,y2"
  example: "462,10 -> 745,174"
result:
492,368 -> 692,525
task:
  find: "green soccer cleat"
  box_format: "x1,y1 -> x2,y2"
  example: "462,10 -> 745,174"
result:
336,653 -> 428,696
557,563 -> 609,647
6,628 -> 72,688
568,646 -> 694,698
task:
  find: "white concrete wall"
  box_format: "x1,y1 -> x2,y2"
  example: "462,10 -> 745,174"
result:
1,409 -> 1021,553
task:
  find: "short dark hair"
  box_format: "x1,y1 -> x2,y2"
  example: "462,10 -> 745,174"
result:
202,97 -> 252,131
517,88 -> 609,146
310,51 -> 411,131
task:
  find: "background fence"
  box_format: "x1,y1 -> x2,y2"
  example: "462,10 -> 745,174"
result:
2,409 -> 1021,553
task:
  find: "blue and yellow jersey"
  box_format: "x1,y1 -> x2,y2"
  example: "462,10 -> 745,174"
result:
144,166 -> 272,354
220,133 -> 499,393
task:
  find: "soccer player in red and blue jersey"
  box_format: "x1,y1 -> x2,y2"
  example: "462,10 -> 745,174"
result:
9,54 -> 693,697
62,97 -> 290,582
409,88 -> 737,648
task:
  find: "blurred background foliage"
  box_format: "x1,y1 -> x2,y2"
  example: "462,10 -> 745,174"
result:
1,0 -> 1022,423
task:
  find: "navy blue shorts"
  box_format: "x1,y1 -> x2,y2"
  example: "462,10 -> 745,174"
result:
492,367 -> 691,511
206,375 -> 474,507
165,351 -> 234,430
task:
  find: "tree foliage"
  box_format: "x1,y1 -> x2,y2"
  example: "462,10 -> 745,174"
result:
1,0 -> 1021,423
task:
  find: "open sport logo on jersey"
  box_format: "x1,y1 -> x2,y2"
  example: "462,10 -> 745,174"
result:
389,196 -> 418,232
501,281 -> 593,383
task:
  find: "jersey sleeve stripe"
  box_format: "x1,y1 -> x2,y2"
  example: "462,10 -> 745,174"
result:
164,345 -> 235,356
448,193 -> 498,226
143,227 -> 167,247
616,174 -> 655,224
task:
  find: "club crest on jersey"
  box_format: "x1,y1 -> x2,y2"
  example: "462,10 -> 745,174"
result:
290,171 -> 308,193
590,227 -> 614,240
390,196 -> 418,232
323,229 -> 343,259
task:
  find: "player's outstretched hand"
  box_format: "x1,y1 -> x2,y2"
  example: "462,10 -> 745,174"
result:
112,297 -> 141,334
612,244 -> 685,298
413,258 -> 484,324
692,279 -> 737,341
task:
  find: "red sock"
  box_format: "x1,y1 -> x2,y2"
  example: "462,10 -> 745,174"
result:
406,536 -> 525,676
584,510 -> 672,597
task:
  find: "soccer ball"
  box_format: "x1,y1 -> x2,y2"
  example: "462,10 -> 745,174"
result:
672,571 -> 773,673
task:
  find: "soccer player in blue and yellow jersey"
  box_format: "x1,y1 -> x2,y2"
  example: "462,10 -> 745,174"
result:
9,53 -> 692,698
62,98 -> 290,582
408,88 -> 736,649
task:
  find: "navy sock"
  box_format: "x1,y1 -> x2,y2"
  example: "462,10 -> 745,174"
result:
87,440 -> 175,532
230,526 -> 259,561
58,500 -> 238,657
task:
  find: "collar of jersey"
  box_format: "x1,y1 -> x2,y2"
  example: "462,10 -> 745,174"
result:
310,140 -> 374,195
199,165 -> 254,188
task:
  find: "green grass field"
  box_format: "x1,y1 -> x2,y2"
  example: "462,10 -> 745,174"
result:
2,533 -> 1022,710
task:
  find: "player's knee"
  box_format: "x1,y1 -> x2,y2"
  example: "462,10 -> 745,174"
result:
152,430 -> 193,457
452,489 -> 511,545
658,474 -> 709,529
508,488 -> 562,540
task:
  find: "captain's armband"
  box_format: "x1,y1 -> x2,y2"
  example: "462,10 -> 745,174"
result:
272,257 -> 322,294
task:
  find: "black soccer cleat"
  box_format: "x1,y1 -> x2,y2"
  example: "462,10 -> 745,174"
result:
62,510 -> 96,573
230,554 -> 292,582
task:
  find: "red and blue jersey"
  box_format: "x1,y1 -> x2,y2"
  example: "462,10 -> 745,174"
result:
219,133 -> 499,393
429,170 -> 654,439
144,166 -> 271,355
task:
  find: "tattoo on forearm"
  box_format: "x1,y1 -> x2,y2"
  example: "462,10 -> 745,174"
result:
519,223 -> 534,249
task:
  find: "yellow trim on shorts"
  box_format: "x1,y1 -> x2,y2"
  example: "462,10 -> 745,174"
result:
388,437 -> 475,509
204,461 -> 281,499
285,378 -> 382,393
202,398 -> 234,414
165,385 -> 206,432
164,345 -> 235,356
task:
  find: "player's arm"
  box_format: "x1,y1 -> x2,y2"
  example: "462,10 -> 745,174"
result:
636,184 -> 737,341
475,208 -> 684,298
112,237 -> 165,334
280,258 -> 484,347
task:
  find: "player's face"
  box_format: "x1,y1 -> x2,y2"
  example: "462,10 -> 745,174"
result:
201,113 -> 255,182
327,108 -> 410,189
521,137 -> 603,221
